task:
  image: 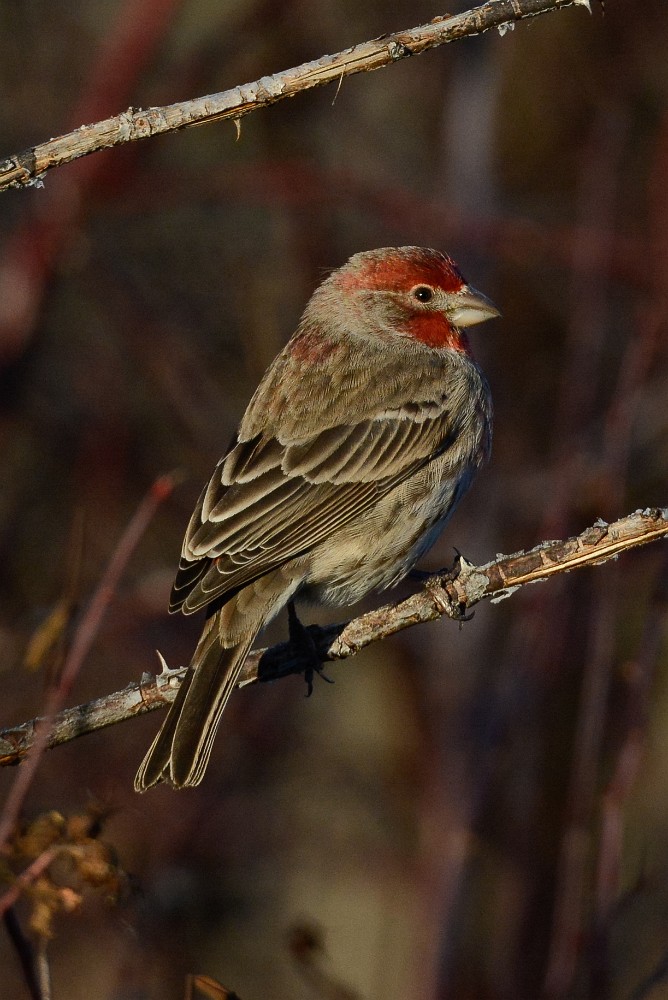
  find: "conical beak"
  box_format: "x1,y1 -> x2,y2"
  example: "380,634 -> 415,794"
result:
447,284 -> 500,328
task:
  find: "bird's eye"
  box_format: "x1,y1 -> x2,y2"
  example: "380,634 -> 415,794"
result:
412,285 -> 434,303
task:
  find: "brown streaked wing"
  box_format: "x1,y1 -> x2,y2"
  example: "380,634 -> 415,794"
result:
171,400 -> 457,614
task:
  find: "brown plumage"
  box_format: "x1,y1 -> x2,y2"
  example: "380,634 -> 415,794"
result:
135,246 -> 498,790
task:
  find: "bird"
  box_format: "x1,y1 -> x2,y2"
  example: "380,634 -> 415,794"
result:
135,246 -> 498,790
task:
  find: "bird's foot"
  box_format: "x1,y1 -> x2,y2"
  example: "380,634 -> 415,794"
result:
287,601 -> 334,697
421,549 -> 475,629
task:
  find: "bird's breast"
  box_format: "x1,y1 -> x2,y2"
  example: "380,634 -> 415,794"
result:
302,455 -> 473,608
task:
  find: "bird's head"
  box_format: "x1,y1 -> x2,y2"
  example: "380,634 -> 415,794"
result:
317,246 -> 499,352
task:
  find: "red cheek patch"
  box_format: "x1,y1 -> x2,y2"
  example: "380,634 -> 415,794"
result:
405,313 -> 472,353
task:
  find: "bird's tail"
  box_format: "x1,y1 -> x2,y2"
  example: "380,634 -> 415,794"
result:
134,614 -> 259,791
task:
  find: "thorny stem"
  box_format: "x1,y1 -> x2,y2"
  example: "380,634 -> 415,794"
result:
0,0 -> 590,194
0,507 -> 665,767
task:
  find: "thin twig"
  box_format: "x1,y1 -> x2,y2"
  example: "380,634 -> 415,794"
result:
0,847 -> 61,917
0,507 -> 664,768
0,0 -> 590,194
0,474 -> 175,850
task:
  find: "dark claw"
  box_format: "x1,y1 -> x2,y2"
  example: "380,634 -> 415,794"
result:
411,548 -> 471,587
450,551 -> 475,626
288,601 -> 334,697
457,607 -> 475,627
303,662 -> 335,698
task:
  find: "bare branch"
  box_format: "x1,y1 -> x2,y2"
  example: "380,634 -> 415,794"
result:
0,506 -> 663,768
0,0 -> 590,194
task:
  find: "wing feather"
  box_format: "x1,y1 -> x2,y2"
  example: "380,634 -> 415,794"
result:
171,398 -> 459,614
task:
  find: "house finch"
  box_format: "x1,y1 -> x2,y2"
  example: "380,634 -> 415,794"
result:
135,246 -> 498,791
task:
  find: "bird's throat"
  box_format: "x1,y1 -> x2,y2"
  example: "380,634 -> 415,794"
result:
405,313 -> 472,353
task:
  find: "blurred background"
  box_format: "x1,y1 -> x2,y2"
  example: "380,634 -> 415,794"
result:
1,1 -> 668,997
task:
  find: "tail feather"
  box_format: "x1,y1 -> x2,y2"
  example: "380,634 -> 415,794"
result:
134,617 -> 259,791
134,664 -> 196,791
135,569 -> 302,791
169,630 -> 258,788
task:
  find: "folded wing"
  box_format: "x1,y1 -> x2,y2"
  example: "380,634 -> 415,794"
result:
170,399 -> 459,615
